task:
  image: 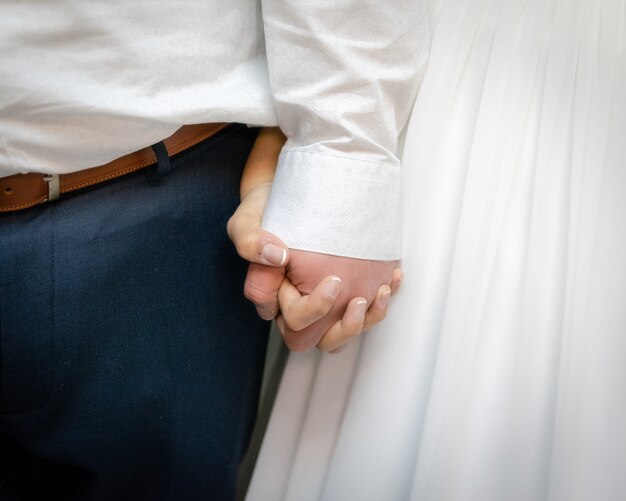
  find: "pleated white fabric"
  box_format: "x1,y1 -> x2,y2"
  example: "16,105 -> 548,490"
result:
246,0 -> 626,499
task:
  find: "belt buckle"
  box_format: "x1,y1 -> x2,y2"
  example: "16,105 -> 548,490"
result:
43,174 -> 60,202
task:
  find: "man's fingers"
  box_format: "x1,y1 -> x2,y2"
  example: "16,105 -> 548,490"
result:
278,276 -> 342,332
243,263 -> 286,320
315,297 -> 368,352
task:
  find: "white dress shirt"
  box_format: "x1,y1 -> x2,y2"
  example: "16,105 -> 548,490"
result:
0,0 -> 429,260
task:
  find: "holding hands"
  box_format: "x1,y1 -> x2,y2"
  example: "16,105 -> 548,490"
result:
227,128 -> 402,353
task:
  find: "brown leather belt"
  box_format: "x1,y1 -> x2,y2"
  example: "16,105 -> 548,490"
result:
0,123 -> 228,213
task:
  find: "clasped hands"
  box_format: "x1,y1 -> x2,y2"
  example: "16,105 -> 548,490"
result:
227,128 -> 402,352
227,182 -> 402,353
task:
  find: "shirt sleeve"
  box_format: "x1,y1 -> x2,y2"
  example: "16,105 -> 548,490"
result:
260,0 -> 429,260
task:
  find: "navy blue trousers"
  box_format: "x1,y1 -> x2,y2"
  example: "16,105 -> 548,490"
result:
0,124 -> 269,500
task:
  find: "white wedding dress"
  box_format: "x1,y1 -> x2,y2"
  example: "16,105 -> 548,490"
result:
246,0 -> 626,499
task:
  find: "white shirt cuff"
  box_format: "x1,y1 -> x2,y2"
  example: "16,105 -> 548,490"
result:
262,149 -> 401,260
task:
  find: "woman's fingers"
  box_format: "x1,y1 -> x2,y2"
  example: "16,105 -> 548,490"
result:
226,183 -> 289,267
361,284 -> 392,331
278,275 -> 343,332
276,271 -> 403,352
390,268 -> 404,295
315,282 -> 394,352
315,297 -> 368,352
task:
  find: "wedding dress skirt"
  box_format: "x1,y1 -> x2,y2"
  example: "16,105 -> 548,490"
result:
247,0 -> 626,499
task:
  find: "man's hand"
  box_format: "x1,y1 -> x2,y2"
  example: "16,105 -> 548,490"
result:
228,185 -> 403,352
228,127 -> 402,351
275,250 -> 400,352
227,172 -> 403,353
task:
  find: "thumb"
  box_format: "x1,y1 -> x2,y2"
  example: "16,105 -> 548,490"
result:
227,205 -> 289,267
244,263 -> 285,320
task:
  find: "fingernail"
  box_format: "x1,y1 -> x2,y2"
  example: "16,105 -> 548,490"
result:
396,271 -> 405,288
323,277 -> 342,298
355,299 -> 367,319
380,286 -> 391,308
257,306 -> 275,320
261,243 -> 287,266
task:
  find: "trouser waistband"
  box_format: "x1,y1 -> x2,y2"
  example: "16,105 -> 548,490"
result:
0,123 -> 227,212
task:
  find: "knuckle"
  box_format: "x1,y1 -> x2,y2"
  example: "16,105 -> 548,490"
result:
226,215 -> 235,238
309,300 -> 331,319
369,308 -> 388,324
318,339 -> 349,354
283,311 -> 315,332
235,235 -> 255,260
243,279 -> 276,306
285,318 -> 307,332
229,227 -> 259,261
316,340 -> 334,352
344,326 -> 362,339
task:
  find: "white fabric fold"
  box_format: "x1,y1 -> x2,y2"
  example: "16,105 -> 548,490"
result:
0,0 -> 430,260
247,0 -> 626,498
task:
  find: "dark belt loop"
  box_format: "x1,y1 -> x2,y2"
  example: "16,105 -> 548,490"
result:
147,141 -> 171,182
